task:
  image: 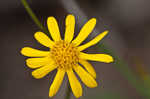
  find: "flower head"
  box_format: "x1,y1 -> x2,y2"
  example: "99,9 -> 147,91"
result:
21,14 -> 113,98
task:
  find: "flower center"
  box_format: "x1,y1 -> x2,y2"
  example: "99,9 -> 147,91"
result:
51,40 -> 79,70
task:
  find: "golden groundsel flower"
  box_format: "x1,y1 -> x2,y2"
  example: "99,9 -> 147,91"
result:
21,14 -> 114,98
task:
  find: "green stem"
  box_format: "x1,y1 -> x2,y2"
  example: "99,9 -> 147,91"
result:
65,81 -> 71,99
98,43 -> 150,99
21,0 -> 49,34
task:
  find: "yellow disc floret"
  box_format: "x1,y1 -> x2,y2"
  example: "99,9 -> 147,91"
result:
51,40 -> 79,70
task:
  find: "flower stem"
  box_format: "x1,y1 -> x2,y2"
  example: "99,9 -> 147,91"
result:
21,0 -> 49,34
65,81 -> 71,99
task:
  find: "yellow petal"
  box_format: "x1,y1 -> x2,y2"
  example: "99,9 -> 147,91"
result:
78,30 -> 108,51
72,18 -> 96,46
32,63 -> 56,79
49,69 -> 65,97
34,32 -> 54,48
79,52 -> 114,63
79,59 -> 96,79
67,69 -> 82,98
21,47 -> 49,57
64,14 -> 75,42
74,65 -> 97,88
26,57 -> 51,69
47,17 -> 61,41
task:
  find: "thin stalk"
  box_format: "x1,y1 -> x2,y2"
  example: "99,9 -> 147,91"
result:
65,81 -> 71,99
21,0 -> 49,34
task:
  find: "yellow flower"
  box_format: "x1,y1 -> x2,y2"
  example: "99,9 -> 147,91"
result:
21,14 -> 113,98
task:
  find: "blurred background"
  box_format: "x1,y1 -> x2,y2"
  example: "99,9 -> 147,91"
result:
1,0 -> 150,99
